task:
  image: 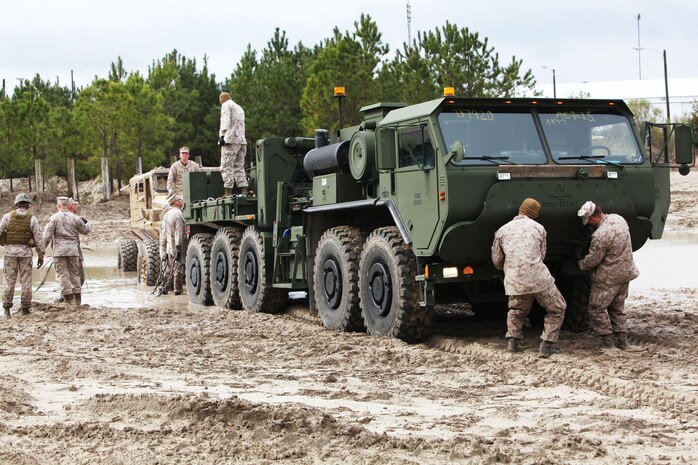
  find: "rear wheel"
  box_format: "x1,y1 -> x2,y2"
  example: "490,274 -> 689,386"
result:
359,226 -> 433,343
211,227 -> 243,309
313,226 -> 365,332
137,239 -> 160,286
238,226 -> 287,313
117,238 -> 138,271
186,234 -> 213,305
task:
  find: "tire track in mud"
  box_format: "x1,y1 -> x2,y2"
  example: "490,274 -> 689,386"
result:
427,335 -> 698,418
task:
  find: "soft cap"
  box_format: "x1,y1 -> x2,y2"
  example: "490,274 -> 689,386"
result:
577,201 -> 596,225
518,198 -> 541,219
168,194 -> 183,205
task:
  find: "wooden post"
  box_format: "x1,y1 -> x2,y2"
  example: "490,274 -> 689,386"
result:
101,156 -> 111,201
195,155 -> 203,167
67,158 -> 79,201
34,159 -> 44,193
169,155 -> 177,166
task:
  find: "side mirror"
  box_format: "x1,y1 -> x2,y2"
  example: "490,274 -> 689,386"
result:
446,140 -> 465,164
675,125 -> 694,165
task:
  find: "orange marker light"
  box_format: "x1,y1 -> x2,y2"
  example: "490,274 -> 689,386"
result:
463,266 -> 474,275
425,265 -> 430,279
333,86 -> 346,97
443,86 -> 455,97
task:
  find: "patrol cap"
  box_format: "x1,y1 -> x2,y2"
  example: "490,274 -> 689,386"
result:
14,193 -> 31,205
577,201 -> 596,225
168,194 -> 183,205
56,196 -> 70,206
179,146 -> 190,154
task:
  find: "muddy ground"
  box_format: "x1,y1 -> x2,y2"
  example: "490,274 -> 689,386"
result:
0,172 -> 697,464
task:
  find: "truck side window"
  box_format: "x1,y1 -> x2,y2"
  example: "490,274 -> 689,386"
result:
398,125 -> 434,168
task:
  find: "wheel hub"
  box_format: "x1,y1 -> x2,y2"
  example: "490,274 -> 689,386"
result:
243,250 -> 258,293
214,250 -> 228,291
367,262 -> 391,317
189,257 -> 201,293
322,258 -> 341,309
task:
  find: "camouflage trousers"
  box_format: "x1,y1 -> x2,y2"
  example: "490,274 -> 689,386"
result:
506,284 -> 567,342
161,255 -> 183,293
54,256 -> 82,296
3,256 -> 33,309
221,144 -> 247,189
587,281 -> 629,336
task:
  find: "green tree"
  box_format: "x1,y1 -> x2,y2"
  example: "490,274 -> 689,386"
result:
300,14 -> 389,133
627,98 -> 662,132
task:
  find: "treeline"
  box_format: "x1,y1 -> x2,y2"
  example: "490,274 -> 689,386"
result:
0,16 -> 539,188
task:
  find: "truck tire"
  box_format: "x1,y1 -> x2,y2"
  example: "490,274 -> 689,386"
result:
117,238 -> 138,271
238,226 -> 287,314
561,274 -> 591,332
186,233 -> 213,306
137,239 -> 160,286
211,227 -> 243,309
359,226 -> 433,343
313,226 -> 365,332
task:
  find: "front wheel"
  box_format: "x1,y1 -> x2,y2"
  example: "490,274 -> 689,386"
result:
560,274 -> 591,332
359,226 -> 432,343
137,239 -> 160,286
117,238 -> 138,271
238,227 -> 287,313
211,227 -> 243,309
186,233 -> 213,305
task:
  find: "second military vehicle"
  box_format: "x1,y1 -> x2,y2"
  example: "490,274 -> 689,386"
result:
180,96 -> 693,342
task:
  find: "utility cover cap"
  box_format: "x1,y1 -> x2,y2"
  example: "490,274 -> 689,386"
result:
577,201 -> 596,225
14,193 -> 31,205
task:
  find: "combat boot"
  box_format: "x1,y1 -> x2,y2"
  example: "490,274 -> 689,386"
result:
74,293 -> 82,306
600,334 -> 615,348
20,307 -> 31,316
614,332 -> 629,350
3,305 -> 11,319
539,340 -> 561,358
240,186 -> 249,196
506,337 -> 520,353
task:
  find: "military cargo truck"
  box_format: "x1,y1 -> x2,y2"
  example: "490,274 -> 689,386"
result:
116,167 -> 170,285
181,97 -> 694,342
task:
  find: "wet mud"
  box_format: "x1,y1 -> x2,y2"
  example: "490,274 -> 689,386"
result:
0,172 -> 697,464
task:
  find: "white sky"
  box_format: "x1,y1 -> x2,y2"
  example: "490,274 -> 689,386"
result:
1,0 -> 695,95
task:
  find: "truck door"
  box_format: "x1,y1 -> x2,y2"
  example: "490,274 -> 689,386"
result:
394,124 -> 440,251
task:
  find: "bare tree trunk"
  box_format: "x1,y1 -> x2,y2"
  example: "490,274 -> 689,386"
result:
101,156 -> 111,201
28,176 -> 32,192
34,160 -> 44,193
9,178 -> 13,192
195,155 -> 203,167
67,158 -> 79,201
169,155 -> 177,166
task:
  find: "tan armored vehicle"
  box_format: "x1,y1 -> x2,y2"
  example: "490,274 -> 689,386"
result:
116,167 -> 170,285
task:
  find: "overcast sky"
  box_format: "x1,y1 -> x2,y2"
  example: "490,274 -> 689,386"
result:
1,0 -> 695,96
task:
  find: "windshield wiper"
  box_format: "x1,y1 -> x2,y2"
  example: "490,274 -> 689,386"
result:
464,155 -> 514,165
557,154 -> 623,168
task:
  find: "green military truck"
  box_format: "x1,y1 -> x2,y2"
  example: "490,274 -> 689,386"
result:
182,97 -> 694,342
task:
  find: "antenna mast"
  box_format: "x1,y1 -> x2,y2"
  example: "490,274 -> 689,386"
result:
406,1 -> 412,44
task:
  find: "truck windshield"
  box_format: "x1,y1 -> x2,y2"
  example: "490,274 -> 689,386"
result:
153,173 -> 168,193
540,111 -> 643,165
438,111 -> 546,165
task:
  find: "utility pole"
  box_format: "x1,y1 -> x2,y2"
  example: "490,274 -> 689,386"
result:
663,49 -> 670,123
636,14 -> 642,80
406,1 -> 412,44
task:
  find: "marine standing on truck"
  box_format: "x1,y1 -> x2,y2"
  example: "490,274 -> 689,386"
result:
218,92 -> 248,197
577,201 -> 639,350
43,196 -> 91,305
1,193 -> 45,317
491,198 -> 567,357
160,194 -> 185,295
167,146 -> 200,196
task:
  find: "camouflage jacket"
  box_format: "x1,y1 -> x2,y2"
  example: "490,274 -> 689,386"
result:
43,211 -> 91,257
0,209 -> 45,258
161,207 -> 185,256
578,214 -> 639,284
219,99 -> 246,145
491,215 -> 555,295
167,160 -> 201,196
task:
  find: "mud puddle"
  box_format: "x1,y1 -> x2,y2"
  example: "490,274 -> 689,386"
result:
630,232 -> 698,290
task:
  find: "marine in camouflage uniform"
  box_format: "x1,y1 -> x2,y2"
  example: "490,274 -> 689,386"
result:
577,201 -> 639,350
491,198 -> 566,357
67,198 -> 85,285
218,92 -> 248,197
167,146 -> 201,196
159,195 -> 185,295
1,193 -> 45,317
43,197 -> 91,305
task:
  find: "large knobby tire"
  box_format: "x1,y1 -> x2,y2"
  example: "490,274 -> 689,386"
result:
313,226 -> 365,332
211,227 -> 243,309
117,238 -> 138,271
238,226 -> 287,314
137,239 -> 160,286
186,233 -> 213,306
561,274 -> 591,332
359,226 -> 433,343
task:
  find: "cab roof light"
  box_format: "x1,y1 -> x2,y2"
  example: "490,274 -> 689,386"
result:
443,86 -> 455,97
